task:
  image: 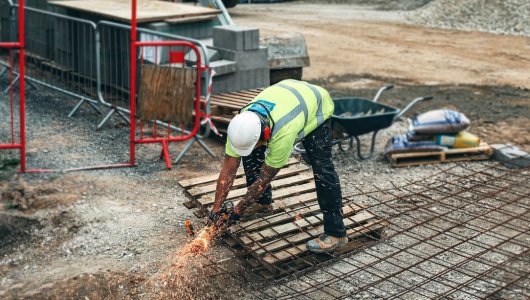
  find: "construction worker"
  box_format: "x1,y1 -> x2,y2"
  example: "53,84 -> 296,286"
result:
209,79 -> 347,253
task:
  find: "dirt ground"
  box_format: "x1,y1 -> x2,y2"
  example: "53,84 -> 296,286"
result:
1,2 -> 529,300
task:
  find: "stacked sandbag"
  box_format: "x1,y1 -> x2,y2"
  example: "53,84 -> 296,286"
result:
385,109 -> 480,155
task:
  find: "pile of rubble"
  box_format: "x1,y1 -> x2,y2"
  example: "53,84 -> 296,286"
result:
409,0 -> 530,36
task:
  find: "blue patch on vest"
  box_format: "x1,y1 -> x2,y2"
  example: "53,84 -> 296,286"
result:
248,100 -> 276,116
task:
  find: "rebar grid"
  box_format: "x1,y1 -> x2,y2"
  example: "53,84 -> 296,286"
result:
200,160 -> 529,299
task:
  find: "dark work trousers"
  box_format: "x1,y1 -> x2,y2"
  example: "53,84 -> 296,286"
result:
242,145 -> 273,205
302,119 -> 346,238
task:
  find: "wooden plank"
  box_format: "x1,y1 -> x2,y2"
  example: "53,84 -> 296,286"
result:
246,88 -> 266,93
188,164 -> 309,197
183,200 -> 196,209
213,94 -> 252,104
252,211 -> 377,256
197,182 -> 315,209
261,220 -> 387,265
226,91 -> 261,98
235,202 -> 324,233
270,182 -> 316,200
237,198 -> 363,233
165,14 -> 216,24
213,91 -> 253,99
210,100 -> 246,110
177,157 -> 300,188
273,192 -> 318,212
211,94 -> 250,104
49,0 -> 220,23
193,209 -> 207,218
237,203 -> 363,245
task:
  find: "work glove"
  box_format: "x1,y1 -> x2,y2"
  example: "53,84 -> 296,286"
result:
207,210 -> 219,226
226,209 -> 241,225
207,203 -> 241,229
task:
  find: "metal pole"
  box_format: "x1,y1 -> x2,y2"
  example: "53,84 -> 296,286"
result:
18,0 -> 25,172
130,0 -> 137,166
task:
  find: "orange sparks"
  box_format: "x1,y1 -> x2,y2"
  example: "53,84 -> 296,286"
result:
179,225 -> 216,256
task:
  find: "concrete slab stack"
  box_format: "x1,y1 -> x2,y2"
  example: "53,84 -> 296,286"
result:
211,25 -> 269,94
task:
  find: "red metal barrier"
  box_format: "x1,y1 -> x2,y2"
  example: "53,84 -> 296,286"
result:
0,0 -> 26,172
130,0 -> 205,169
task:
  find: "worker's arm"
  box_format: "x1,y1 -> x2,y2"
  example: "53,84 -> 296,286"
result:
212,155 -> 241,213
235,163 -> 280,216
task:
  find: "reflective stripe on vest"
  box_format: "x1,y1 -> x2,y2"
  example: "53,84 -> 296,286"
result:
301,82 -> 324,127
272,83 -> 309,137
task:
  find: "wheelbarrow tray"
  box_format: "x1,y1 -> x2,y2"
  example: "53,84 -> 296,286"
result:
332,97 -> 399,137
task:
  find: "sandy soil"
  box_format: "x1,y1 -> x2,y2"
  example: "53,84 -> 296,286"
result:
0,2 -> 529,300
233,3 -> 530,88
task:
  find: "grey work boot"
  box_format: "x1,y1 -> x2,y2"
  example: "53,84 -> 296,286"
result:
306,234 -> 348,253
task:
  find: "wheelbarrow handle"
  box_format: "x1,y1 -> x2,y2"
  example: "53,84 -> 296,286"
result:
372,85 -> 394,103
393,96 -> 434,121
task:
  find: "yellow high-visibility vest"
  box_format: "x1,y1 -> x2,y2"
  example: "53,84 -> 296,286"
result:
226,79 -> 334,168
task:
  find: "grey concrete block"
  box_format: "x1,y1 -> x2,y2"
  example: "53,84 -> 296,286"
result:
244,29 -> 259,51
211,73 -> 235,94
213,25 -> 259,51
217,47 -> 268,71
491,144 -> 530,168
210,60 -> 237,76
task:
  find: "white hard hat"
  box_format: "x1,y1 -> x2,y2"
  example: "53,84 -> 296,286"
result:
227,111 -> 261,156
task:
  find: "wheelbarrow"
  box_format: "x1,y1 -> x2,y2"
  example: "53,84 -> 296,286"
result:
294,85 -> 433,160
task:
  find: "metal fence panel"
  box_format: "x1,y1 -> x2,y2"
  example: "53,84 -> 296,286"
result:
23,7 -> 99,108
0,0 -> 25,171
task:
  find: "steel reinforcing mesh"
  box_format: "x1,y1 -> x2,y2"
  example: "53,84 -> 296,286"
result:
198,160 -> 529,299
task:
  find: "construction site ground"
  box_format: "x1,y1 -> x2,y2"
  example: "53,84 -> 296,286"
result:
1,2 -> 529,299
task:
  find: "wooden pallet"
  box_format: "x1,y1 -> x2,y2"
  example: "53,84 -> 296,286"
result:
177,159 -> 387,277
202,88 -> 265,133
387,142 -> 494,167
230,202 -> 387,277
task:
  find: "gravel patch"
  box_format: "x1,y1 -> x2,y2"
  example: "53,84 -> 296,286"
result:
408,0 -> 530,36
302,0 -> 530,36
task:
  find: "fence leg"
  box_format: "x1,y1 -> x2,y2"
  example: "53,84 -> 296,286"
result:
25,78 -> 37,90
97,108 -> 116,129
173,139 -> 195,165
161,140 -> 172,170
0,66 -> 8,78
196,137 -> 216,157
3,73 -> 19,93
2,73 -> 37,93
68,97 -> 102,117
173,136 -> 216,165
116,109 -> 131,124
